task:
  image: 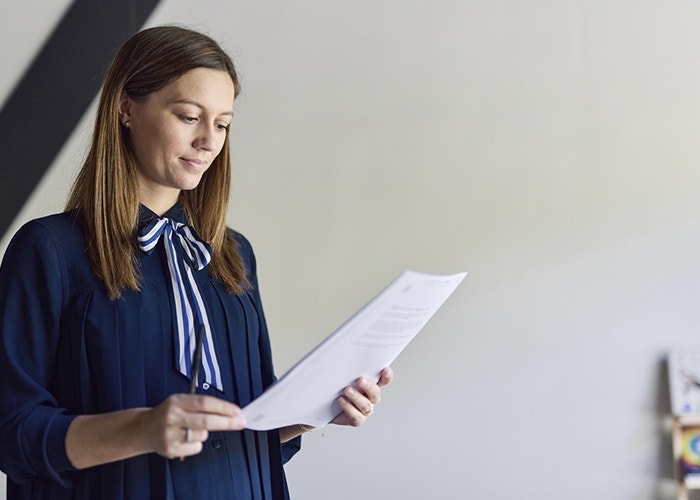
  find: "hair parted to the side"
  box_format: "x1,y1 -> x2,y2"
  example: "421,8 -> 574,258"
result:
66,25 -> 247,300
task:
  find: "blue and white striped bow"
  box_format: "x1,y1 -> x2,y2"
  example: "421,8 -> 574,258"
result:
138,217 -> 223,391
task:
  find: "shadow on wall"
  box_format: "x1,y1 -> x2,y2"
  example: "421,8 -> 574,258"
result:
658,358 -> 674,487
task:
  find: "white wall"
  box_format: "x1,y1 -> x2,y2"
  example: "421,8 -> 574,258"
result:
3,1 -> 700,498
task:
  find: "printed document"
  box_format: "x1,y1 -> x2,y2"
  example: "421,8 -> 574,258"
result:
242,270 -> 467,430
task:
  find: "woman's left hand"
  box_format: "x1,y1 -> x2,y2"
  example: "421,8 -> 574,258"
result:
330,367 -> 393,427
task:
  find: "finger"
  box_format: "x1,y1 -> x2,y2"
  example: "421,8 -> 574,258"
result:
167,394 -> 246,431
342,385 -> 376,415
182,411 -> 246,432
171,394 -> 242,417
161,428 -> 206,460
182,427 -> 209,444
377,367 -> 394,387
337,395 -> 368,427
355,377 -> 382,405
173,427 -> 210,460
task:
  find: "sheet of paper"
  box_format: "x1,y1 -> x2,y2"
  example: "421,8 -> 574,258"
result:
242,269 -> 467,430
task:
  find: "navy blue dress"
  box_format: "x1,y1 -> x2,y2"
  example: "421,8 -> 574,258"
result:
0,204 -> 300,499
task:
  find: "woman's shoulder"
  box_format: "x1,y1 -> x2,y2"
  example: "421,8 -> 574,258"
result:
11,210 -> 83,246
229,229 -> 253,255
4,211 -> 85,263
226,229 -> 259,282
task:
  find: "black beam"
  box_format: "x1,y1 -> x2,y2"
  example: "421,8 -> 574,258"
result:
0,0 -> 161,238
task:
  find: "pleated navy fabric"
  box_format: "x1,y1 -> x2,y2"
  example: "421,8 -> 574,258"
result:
137,216 -> 223,391
0,204 -> 300,500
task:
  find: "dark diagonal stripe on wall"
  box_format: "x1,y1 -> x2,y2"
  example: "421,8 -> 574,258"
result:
0,0 -> 161,238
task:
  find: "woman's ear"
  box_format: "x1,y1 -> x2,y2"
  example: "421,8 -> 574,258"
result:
118,90 -> 132,127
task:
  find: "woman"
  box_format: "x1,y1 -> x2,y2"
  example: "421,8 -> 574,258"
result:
0,26 -> 392,499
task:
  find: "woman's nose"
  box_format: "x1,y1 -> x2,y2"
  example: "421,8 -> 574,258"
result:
193,124 -> 216,151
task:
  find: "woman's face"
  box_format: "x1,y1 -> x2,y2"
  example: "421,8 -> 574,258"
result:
120,67 -> 236,213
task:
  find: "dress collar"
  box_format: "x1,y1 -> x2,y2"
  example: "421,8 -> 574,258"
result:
137,202 -> 187,229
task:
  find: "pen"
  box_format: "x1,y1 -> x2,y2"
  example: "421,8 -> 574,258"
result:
190,324 -> 205,395
181,324 -> 205,461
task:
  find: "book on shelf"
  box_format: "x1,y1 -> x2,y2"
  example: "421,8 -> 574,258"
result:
668,351 -> 700,417
681,426 -> 700,485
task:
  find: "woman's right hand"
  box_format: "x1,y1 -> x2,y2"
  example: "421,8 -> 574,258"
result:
144,394 -> 247,459
66,394 -> 246,468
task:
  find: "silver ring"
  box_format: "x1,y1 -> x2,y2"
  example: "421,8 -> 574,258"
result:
185,428 -> 192,443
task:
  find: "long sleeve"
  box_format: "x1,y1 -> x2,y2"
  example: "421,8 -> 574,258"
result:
0,219 -> 77,485
1,212 -> 300,499
232,232 -> 301,465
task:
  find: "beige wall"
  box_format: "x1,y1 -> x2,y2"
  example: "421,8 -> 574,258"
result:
3,1 -> 700,498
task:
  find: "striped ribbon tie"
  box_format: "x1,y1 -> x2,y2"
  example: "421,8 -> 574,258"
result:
137,217 -> 223,391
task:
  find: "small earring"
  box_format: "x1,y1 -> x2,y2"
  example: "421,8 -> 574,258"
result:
123,121 -> 130,128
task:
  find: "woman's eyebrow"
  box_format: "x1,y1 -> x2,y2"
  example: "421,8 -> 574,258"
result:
171,98 -> 234,116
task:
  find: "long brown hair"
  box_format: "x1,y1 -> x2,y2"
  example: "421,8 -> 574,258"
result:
66,26 -> 247,299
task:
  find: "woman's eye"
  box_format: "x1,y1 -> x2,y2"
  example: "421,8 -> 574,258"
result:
217,123 -> 230,131
179,115 -> 197,123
